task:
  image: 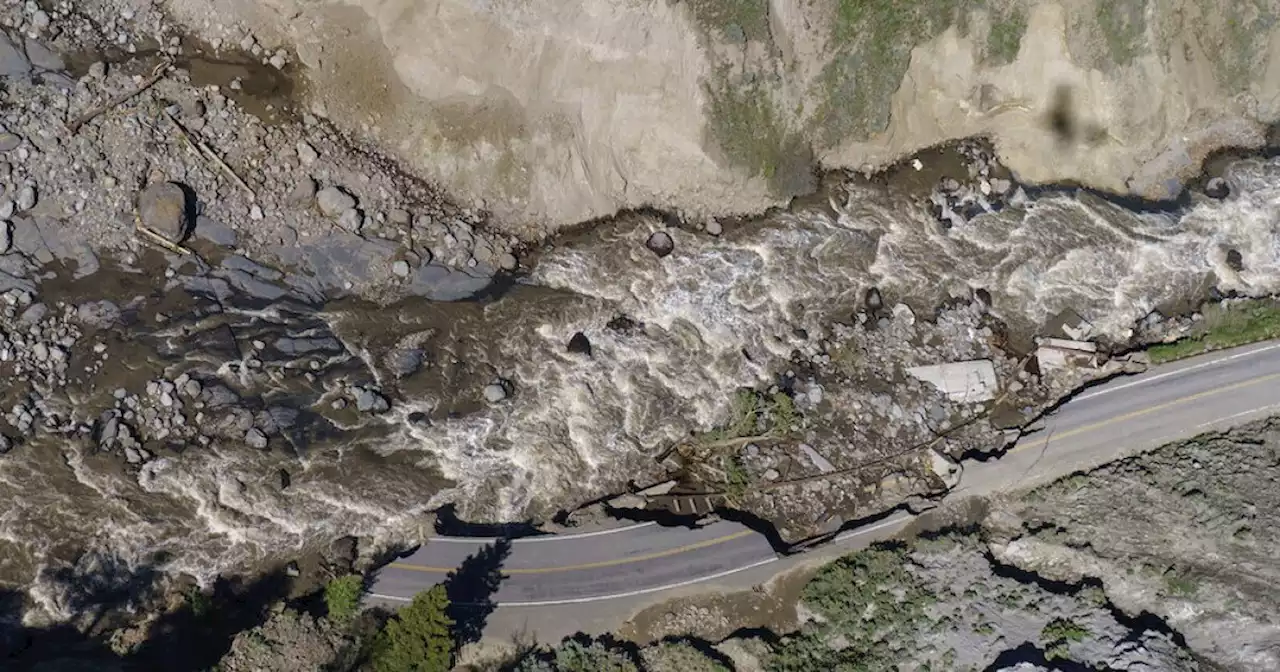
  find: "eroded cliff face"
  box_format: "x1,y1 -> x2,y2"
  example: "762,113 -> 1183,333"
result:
162,0 -> 1280,234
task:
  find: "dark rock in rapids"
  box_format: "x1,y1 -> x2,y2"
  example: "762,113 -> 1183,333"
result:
567,332 -> 592,357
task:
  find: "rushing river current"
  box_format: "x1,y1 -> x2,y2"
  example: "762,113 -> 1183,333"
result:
6,154 -> 1280,621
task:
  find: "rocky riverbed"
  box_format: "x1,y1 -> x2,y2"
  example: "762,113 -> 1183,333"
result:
2,0 -> 1280,659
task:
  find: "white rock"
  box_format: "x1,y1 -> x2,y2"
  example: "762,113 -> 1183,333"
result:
392,260 -> 411,277
16,186 -> 35,211
482,383 -> 507,403
297,141 -> 319,166
316,186 -> 355,217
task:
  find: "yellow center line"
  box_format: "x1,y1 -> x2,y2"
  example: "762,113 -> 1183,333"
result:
389,529 -> 757,575
1011,371 -> 1280,454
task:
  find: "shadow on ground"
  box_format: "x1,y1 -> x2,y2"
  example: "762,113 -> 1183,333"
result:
0,549 -> 296,672
442,537 -> 512,648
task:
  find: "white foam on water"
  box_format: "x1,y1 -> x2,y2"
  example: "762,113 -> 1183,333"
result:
12,156 -> 1280,620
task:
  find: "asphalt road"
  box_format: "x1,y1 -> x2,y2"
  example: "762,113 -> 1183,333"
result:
369,340 -> 1280,612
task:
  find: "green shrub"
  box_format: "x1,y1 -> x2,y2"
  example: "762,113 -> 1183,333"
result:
369,585 -> 455,672
324,574 -> 364,622
552,639 -> 638,672
769,544 -> 932,670
186,587 -> 211,618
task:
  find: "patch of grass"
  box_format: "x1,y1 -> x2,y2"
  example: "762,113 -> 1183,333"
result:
814,0 -> 964,146
985,8 -> 1027,65
324,574 -> 364,623
1095,0 -> 1147,67
683,0 -> 771,43
704,76 -> 813,195
1147,301 -> 1280,364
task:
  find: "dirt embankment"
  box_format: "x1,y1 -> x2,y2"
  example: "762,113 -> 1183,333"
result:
158,0 -> 1280,236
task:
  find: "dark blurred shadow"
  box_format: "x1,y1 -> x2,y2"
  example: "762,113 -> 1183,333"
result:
443,538 -> 511,647
129,568 -> 290,671
0,550 -> 296,672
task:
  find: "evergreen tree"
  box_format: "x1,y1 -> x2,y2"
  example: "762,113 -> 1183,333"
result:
369,585 -> 455,672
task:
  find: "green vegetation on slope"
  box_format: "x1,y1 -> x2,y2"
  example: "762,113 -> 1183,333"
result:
985,7 -> 1028,65
1199,0 -> 1278,91
815,0 -> 965,145
683,0 -> 772,43
1041,617 -> 1089,660
768,544 -> 934,671
1147,301 -> 1280,363
515,637 -> 640,671
704,75 -> 813,195
1095,0 -> 1148,67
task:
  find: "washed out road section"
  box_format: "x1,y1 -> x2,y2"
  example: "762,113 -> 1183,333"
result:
369,341 -> 1280,606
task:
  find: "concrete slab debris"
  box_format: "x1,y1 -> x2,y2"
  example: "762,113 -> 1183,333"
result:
907,359 -> 998,402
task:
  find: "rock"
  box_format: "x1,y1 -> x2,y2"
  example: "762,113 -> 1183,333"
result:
407,411 -> 431,429
278,469 -> 291,489
285,562 -> 301,578
182,379 -> 202,398
296,141 -> 319,165
705,219 -> 723,236
138,182 -> 192,243
385,348 -> 423,377
316,186 -> 356,217
30,11 -> 51,33
0,201 -> 12,219
1205,177 -> 1230,199
353,387 -> 390,414
990,177 -> 1013,195
0,134 -> 19,152
892,303 -> 916,325
567,332 -> 592,356
338,208 -> 362,232
1226,248 -> 1244,272
392,259 -> 411,277
194,215 -> 237,247
0,434 -> 10,454
124,447 -> 141,464
482,383 -> 508,403
287,177 -> 317,208
244,428 -> 268,449
498,252 -> 518,271
864,287 -> 884,311
16,185 -> 35,211
390,209 -> 411,225
0,220 -> 9,254
646,231 -> 674,258
77,300 -> 121,328
0,33 -> 31,78
31,342 -> 48,361
763,468 -> 780,481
